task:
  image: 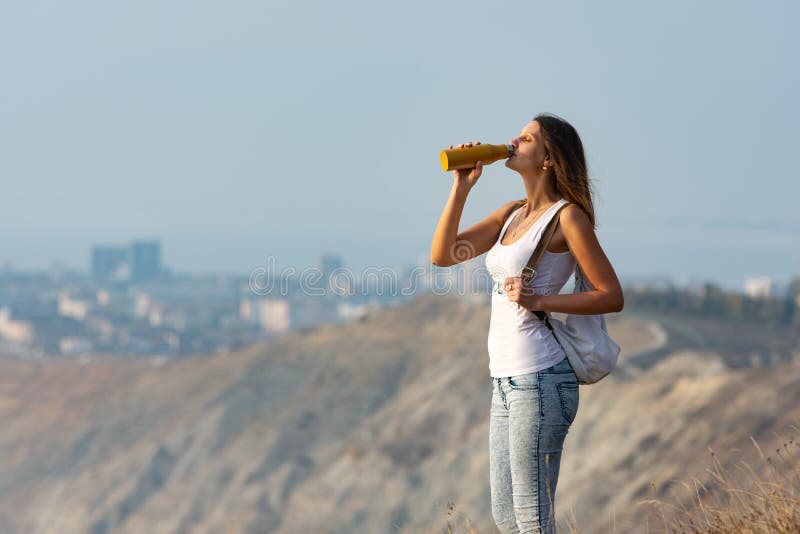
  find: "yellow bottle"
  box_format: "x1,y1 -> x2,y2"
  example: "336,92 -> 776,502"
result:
440,143 -> 513,172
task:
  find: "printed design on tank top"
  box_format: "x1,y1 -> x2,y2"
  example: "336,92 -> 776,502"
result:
486,199 -> 572,296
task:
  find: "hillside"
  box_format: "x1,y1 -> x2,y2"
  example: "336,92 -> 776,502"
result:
0,293 -> 798,533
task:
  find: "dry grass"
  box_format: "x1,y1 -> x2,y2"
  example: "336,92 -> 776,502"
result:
636,423 -> 800,534
428,423 -> 800,534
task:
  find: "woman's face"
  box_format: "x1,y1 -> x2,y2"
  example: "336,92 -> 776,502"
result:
505,120 -> 549,174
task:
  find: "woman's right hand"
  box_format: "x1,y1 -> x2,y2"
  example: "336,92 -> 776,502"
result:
450,141 -> 483,191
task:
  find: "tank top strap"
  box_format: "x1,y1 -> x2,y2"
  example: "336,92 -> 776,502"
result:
496,205 -> 525,243
545,198 -> 570,222
529,198 -> 570,233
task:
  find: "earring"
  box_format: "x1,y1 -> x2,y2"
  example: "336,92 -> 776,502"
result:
542,166 -> 547,170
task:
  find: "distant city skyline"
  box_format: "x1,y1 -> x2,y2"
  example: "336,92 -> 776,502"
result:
0,228 -> 795,294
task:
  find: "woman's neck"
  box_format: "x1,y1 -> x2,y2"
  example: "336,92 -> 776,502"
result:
520,173 -> 560,214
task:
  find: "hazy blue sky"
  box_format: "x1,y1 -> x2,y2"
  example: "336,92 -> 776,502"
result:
1,0 -> 798,290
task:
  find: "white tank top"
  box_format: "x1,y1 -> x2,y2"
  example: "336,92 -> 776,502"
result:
484,198 -> 577,377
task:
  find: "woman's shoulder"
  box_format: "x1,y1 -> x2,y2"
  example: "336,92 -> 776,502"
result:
558,202 -> 593,231
504,198 -> 527,210
500,198 -> 527,222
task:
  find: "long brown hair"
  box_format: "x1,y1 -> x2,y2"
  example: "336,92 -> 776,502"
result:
506,113 -> 597,229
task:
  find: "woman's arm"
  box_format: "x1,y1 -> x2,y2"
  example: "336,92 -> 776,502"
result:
431,188 -> 520,267
505,204 -> 624,314
430,182 -> 471,266
540,204 -> 624,314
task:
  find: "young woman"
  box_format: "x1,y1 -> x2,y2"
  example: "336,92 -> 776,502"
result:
430,113 -> 624,533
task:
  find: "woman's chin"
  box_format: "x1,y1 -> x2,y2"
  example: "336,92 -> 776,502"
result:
506,160 -> 534,174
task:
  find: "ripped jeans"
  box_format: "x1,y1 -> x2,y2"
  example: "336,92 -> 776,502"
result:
489,356 -> 580,534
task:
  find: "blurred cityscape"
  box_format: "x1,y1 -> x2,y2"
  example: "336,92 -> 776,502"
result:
0,239 -> 797,361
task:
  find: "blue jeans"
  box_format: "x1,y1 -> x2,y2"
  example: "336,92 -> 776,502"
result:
489,356 -> 580,533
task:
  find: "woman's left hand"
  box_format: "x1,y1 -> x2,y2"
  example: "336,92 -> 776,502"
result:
504,276 -> 544,311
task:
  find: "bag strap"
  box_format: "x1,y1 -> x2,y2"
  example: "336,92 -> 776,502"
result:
520,201 -> 571,284
519,202 -> 572,327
